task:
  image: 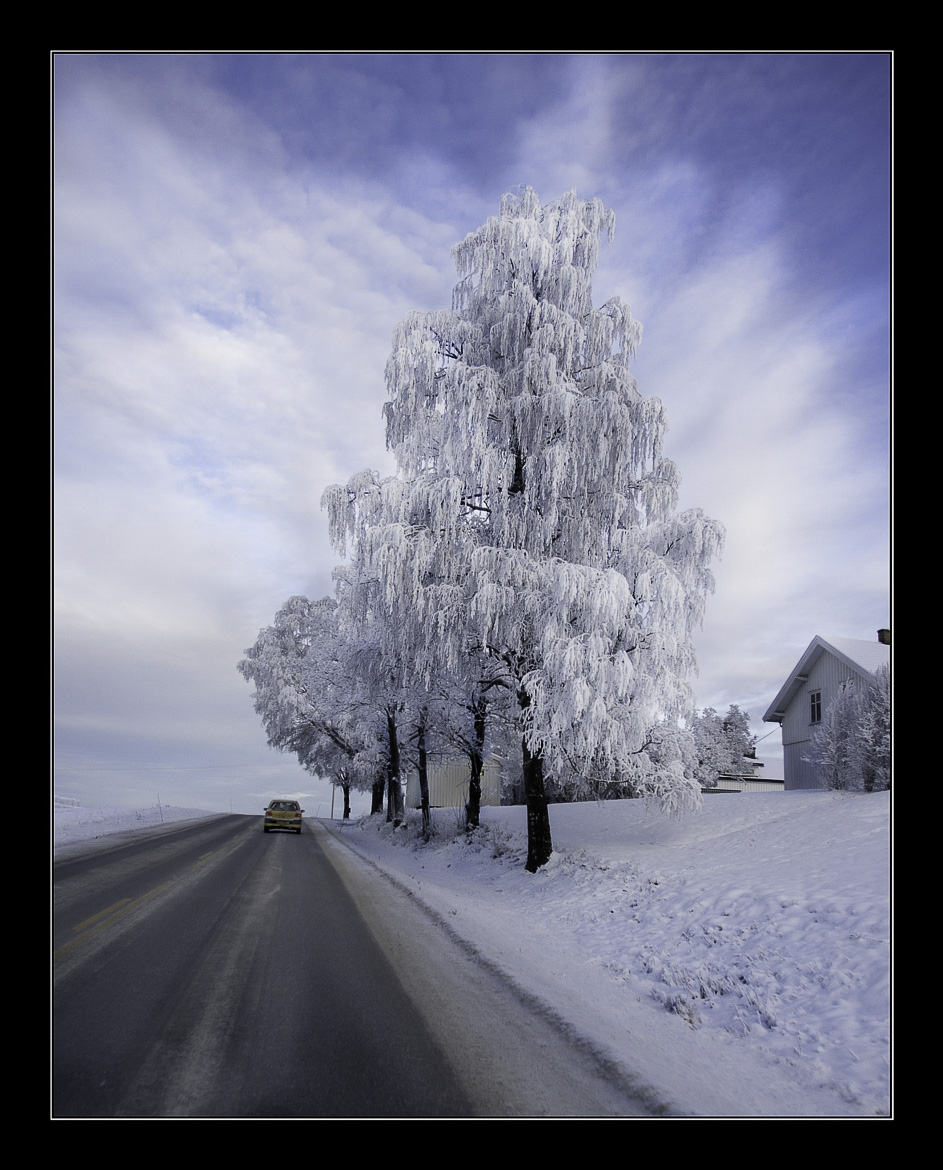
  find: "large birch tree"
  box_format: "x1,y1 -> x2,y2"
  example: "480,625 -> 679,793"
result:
357,188 -> 722,871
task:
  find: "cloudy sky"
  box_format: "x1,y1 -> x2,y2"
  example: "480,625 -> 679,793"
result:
54,53 -> 891,814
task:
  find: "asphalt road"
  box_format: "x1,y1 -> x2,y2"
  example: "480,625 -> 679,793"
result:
54,815 -> 655,1118
53,815 -> 473,1118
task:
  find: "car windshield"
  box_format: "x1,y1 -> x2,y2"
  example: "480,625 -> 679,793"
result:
270,802 -> 298,811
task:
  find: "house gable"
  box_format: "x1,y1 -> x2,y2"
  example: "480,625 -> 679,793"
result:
763,635 -> 890,790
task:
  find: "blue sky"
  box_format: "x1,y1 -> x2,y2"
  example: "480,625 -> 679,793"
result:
54,53 -> 891,813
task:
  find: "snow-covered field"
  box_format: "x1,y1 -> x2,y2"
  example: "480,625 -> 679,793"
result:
53,803 -> 220,852
54,791 -> 890,1117
324,791 -> 890,1117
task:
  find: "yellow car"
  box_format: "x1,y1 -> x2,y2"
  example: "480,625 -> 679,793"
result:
263,799 -> 304,834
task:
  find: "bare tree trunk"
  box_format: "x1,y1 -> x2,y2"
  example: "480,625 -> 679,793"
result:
386,710 -> 404,827
416,715 -> 431,841
371,776 -> 384,815
342,782 -> 351,819
519,689 -> 552,871
522,737 -> 552,872
465,697 -> 486,831
467,753 -> 483,831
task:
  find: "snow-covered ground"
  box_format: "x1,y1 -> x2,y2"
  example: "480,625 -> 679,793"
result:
53,802 -> 220,852
54,791 -> 890,1117
324,791 -> 890,1117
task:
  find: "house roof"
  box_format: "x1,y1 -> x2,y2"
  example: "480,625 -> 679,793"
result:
762,635 -> 890,724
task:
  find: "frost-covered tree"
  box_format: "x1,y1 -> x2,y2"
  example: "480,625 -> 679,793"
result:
237,595 -> 385,814
324,457 -> 522,834
809,664 -> 890,792
689,705 -> 757,788
812,685 -> 856,791
328,560 -> 434,827
365,188 -> 722,870
324,470 -> 507,836
858,664 -> 891,793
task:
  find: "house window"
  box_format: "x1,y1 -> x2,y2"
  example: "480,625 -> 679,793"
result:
810,691 -> 822,724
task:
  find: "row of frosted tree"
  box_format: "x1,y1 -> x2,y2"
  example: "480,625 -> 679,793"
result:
239,189 -> 724,871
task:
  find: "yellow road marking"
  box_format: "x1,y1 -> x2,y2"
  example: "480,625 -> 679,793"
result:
56,827 -> 247,963
73,898 -> 131,931
56,883 -> 172,961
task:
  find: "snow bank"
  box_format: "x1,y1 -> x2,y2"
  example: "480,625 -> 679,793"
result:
325,791 -> 890,1117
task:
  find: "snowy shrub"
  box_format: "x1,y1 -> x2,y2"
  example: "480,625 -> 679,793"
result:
652,987 -> 703,1028
485,821 -> 516,859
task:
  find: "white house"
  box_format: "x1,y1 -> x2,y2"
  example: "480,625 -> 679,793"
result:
763,633 -> 890,790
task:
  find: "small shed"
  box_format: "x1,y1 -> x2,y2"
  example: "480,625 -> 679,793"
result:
405,757 -> 502,810
706,770 -> 785,794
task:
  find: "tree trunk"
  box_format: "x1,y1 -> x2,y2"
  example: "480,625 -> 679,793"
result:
517,685 -> 552,870
467,752 -> 483,831
522,735 -> 552,872
386,710 -> 404,827
371,776 -> 384,815
465,698 -> 486,831
416,717 -> 431,841
342,782 -> 351,819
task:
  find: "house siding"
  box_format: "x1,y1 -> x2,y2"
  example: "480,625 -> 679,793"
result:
709,775 -> 786,793
766,635 -> 889,791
